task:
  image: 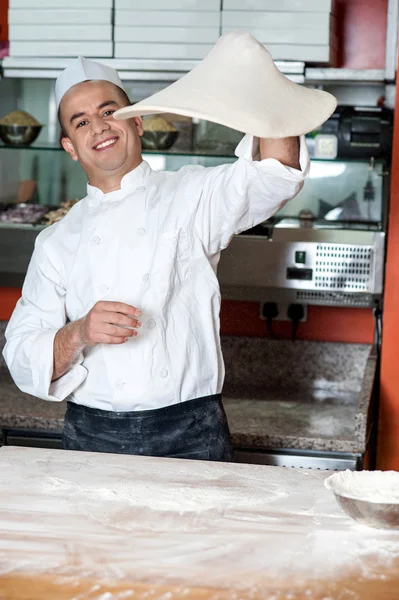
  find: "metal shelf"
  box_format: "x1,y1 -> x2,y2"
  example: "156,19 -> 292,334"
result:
0,56 -> 306,82
0,222 -> 46,231
305,68 -> 386,84
0,143 -> 239,159
0,143 -> 379,163
0,56 -> 389,85
1,57 -> 192,82
0,56 -> 306,83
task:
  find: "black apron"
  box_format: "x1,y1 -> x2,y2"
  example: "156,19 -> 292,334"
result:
63,394 -> 234,462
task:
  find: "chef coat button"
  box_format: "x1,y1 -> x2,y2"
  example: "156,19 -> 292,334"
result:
98,284 -> 108,295
115,380 -> 124,391
137,228 -> 146,236
142,273 -> 149,283
136,186 -> 145,192
160,369 -> 168,378
146,319 -> 156,329
91,236 -> 101,245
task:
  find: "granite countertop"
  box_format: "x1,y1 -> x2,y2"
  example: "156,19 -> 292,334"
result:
0,329 -> 377,454
0,377 -> 374,454
225,389 -> 362,453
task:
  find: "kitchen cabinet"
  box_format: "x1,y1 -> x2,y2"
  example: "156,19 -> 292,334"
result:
2,429 -> 62,448
0,337 -> 378,469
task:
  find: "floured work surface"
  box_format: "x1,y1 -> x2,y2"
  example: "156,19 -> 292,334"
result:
0,447 -> 399,600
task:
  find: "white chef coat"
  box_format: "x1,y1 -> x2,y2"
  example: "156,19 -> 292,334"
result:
3,135 -> 309,411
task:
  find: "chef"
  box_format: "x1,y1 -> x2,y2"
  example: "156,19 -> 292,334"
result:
3,32 -> 336,461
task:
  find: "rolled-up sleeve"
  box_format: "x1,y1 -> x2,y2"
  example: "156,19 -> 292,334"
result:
3,231 -> 87,402
193,134 -> 310,254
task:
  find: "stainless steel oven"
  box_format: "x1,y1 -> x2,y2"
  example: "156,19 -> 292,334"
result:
4,429 -> 63,449
234,448 -> 362,471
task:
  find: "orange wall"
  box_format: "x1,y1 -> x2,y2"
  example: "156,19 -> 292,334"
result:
221,301 -> 374,344
0,288 -> 20,321
0,0 -> 388,347
0,0 -> 7,42
336,0 -> 387,68
0,292 -> 375,345
378,68 -> 399,469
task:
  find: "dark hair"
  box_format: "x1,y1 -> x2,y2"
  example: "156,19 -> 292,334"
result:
58,83 -> 131,145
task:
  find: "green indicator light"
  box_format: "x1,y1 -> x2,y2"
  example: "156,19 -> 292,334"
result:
295,251 -> 306,264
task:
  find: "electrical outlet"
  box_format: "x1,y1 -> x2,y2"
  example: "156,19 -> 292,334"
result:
260,303 -> 307,323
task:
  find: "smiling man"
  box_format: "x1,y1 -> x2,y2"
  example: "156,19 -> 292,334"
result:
3,44 -> 321,461
59,77 -> 144,194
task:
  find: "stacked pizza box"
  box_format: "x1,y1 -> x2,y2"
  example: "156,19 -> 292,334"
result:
222,0 -> 338,65
7,0 -> 337,65
114,0 -> 221,61
8,0 -> 113,58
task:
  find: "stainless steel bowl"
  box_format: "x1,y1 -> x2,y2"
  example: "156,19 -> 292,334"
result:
325,471 -> 399,530
334,494 -> 399,529
0,124 -> 42,146
141,130 -> 179,151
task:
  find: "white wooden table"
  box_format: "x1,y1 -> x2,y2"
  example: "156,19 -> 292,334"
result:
0,446 -> 398,599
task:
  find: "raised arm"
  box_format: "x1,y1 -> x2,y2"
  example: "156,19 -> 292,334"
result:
259,136 -> 300,169
189,134 -> 309,256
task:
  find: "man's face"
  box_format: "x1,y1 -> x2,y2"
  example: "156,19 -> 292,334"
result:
60,80 -> 143,181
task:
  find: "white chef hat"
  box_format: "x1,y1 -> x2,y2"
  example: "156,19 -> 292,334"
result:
55,56 -> 126,109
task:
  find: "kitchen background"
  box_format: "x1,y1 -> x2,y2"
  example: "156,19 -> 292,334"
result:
1,0 -> 399,471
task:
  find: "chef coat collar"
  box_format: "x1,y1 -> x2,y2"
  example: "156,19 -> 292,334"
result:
87,160 -> 151,205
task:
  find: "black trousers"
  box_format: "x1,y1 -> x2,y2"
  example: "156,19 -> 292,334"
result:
63,394 -> 234,462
